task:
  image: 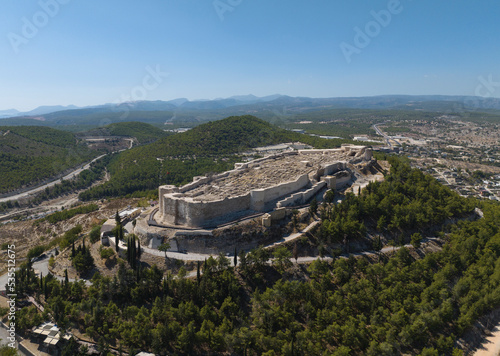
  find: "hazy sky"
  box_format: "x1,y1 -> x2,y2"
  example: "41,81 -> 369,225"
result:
1,0 -> 499,111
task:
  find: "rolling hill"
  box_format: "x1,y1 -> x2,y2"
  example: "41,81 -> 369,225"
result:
80,121 -> 171,144
79,115 -> 355,200
0,126 -> 98,195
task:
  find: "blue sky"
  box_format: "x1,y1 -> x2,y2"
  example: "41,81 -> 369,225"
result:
1,0 -> 499,111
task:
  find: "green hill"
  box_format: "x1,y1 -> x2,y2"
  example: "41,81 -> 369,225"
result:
15,157 -> 500,355
79,115 -> 354,200
81,121 -> 170,144
0,126 -> 98,194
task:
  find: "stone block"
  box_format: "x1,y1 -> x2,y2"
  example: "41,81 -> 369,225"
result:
262,214 -> 272,227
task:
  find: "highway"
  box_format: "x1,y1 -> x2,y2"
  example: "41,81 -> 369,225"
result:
0,154 -> 107,204
372,123 -> 401,148
0,250 -> 91,292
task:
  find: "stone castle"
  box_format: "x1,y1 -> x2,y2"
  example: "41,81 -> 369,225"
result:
157,144 -> 373,228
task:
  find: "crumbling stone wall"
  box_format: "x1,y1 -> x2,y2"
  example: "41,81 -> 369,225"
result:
158,147 -> 371,228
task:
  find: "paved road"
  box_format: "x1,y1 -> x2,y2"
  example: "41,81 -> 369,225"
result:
0,250 -> 90,291
0,322 -> 19,351
373,123 -> 392,148
433,168 -> 452,185
0,154 -> 107,204
372,123 -> 401,148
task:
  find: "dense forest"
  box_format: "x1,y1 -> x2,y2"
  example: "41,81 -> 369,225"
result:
79,116 -> 356,201
13,158 -> 500,355
0,126 -> 98,194
26,155 -> 112,206
317,157 -> 475,246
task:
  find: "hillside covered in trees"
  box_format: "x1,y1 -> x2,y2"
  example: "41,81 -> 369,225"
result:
80,121 -> 171,144
0,126 -> 98,194
316,157 -> 475,247
14,158 -> 500,355
79,115 -> 355,200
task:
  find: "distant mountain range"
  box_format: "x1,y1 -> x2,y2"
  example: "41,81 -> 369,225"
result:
4,94 -> 500,117
1,94 -> 499,128
0,105 -> 80,118
0,95 -> 285,119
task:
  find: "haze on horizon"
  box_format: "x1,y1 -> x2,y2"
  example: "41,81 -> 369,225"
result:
1,0 -> 499,112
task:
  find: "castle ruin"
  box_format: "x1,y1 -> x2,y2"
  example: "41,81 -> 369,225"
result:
157,144 -> 373,228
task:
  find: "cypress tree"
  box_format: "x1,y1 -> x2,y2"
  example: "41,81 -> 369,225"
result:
137,239 -> 141,260
131,236 -> 136,269
64,269 -> 69,285
71,241 -> 76,258
126,236 -> 131,263
197,261 -> 201,284
131,236 -> 135,260
234,248 -> 238,267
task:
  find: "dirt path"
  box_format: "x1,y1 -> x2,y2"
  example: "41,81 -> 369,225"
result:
473,327 -> 500,356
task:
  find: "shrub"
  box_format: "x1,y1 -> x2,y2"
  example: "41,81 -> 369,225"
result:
27,245 -> 46,260
100,248 -> 115,260
89,225 -> 101,244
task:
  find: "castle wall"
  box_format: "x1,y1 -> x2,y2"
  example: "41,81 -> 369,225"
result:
324,162 -> 346,175
276,181 -> 327,208
161,193 -> 251,228
178,176 -> 211,193
250,174 -> 310,211
158,148 -> 368,228
276,192 -> 303,208
298,148 -> 344,155
160,173 -> 311,227
177,194 -> 251,227
158,185 -> 177,215
303,181 -> 327,202
161,195 -> 179,225
322,176 -> 337,189
335,171 -> 352,189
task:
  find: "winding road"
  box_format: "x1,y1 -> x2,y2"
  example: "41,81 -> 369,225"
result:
0,154 -> 107,204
